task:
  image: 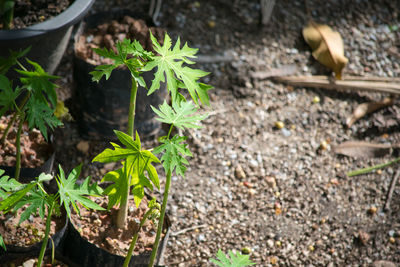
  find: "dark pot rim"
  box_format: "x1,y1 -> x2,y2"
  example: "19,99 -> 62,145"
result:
0,0 -> 95,41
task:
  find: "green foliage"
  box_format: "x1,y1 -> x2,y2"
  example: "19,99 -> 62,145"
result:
143,32 -> 210,105
0,56 -> 61,139
0,166 -> 104,251
93,130 -> 160,208
25,98 -> 62,140
56,164 -> 104,218
210,250 -> 256,267
154,135 -> 192,178
90,38 -> 151,88
151,100 -> 207,130
0,47 -> 30,75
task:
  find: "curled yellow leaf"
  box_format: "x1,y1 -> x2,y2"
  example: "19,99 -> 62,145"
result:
302,21 -> 348,79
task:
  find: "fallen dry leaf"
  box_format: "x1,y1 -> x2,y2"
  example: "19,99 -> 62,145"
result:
346,97 -> 394,127
302,21 -> 348,79
333,141 -> 397,158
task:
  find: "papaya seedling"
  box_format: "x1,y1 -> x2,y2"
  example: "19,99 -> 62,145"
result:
90,31 -> 212,266
0,165 -> 104,266
0,48 -> 62,180
210,249 -> 256,267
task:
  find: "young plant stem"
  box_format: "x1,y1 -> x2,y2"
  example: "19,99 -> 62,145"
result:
123,206 -> 157,267
148,169 -> 171,267
116,78 -> 139,229
127,77 -> 138,137
0,112 -> 17,146
14,112 -> 25,180
116,165 -> 130,228
1,91 -> 30,146
37,200 -> 56,267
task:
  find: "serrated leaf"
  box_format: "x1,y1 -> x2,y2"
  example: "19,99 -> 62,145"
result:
101,168 -> 125,209
0,74 -> 21,117
0,47 -> 30,75
90,38 -> 152,83
17,190 -> 48,224
25,98 -> 62,140
210,249 -> 255,267
0,182 -> 36,213
143,32 -> 210,105
16,59 -> 59,107
153,135 -> 192,177
151,100 -> 207,130
94,131 -> 160,207
56,164 -> 104,219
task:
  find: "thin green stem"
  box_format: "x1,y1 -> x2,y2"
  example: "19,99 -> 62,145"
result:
127,77 -> 138,138
116,163 -> 130,228
0,112 -> 17,146
167,124 -> 173,139
148,170 -> 171,267
123,206 -> 157,267
37,199 -> 55,267
347,157 -> 400,177
1,90 -> 29,147
14,112 -> 25,180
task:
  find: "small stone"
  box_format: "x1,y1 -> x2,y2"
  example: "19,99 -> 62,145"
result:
356,230 -> 370,245
319,140 -> 329,150
269,256 -> 278,264
308,245 -> 315,251
312,96 -> 320,104
241,246 -> 251,254
76,140 -> 90,154
265,176 -> 276,188
274,121 -> 284,129
281,128 -> 291,137
267,239 -> 274,248
234,165 -> 246,180
389,237 -> 396,244
23,259 -> 36,267
368,206 -> 377,215
208,20 -> 216,28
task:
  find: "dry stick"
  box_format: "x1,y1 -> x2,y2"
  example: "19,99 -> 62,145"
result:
275,76 -> 400,95
170,224 -> 208,237
384,167 -> 400,211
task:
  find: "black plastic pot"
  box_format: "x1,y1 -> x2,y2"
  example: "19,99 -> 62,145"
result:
57,203 -> 171,267
0,0 -> 95,75
0,212 -> 68,265
72,10 -> 167,140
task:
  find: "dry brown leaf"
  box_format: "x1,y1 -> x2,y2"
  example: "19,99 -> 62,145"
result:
302,21 -> 348,79
346,97 -> 394,127
333,141 -> 395,158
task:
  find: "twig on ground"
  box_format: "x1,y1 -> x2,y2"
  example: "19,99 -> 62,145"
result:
170,224 -> 208,237
384,167 -> 400,211
274,75 -> 400,95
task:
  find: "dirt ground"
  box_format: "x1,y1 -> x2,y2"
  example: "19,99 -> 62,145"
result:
54,0 -> 400,266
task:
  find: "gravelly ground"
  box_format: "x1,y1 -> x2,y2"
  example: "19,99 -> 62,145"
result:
54,0 -> 400,266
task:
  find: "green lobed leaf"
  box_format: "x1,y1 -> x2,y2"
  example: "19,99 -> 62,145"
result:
16,59 -> 59,108
153,135 -> 192,178
151,100 -> 207,130
143,31 -> 211,105
56,164 -> 104,219
95,131 -> 160,208
25,98 -> 62,141
0,47 -> 30,75
0,182 -> 36,213
210,249 -> 256,267
0,74 -> 22,117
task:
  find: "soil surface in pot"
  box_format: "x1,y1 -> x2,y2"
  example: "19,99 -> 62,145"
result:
2,0 -> 71,29
0,115 -> 52,168
7,256 -> 69,267
0,204 -> 65,247
74,15 -> 165,66
70,196 -> 162,257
